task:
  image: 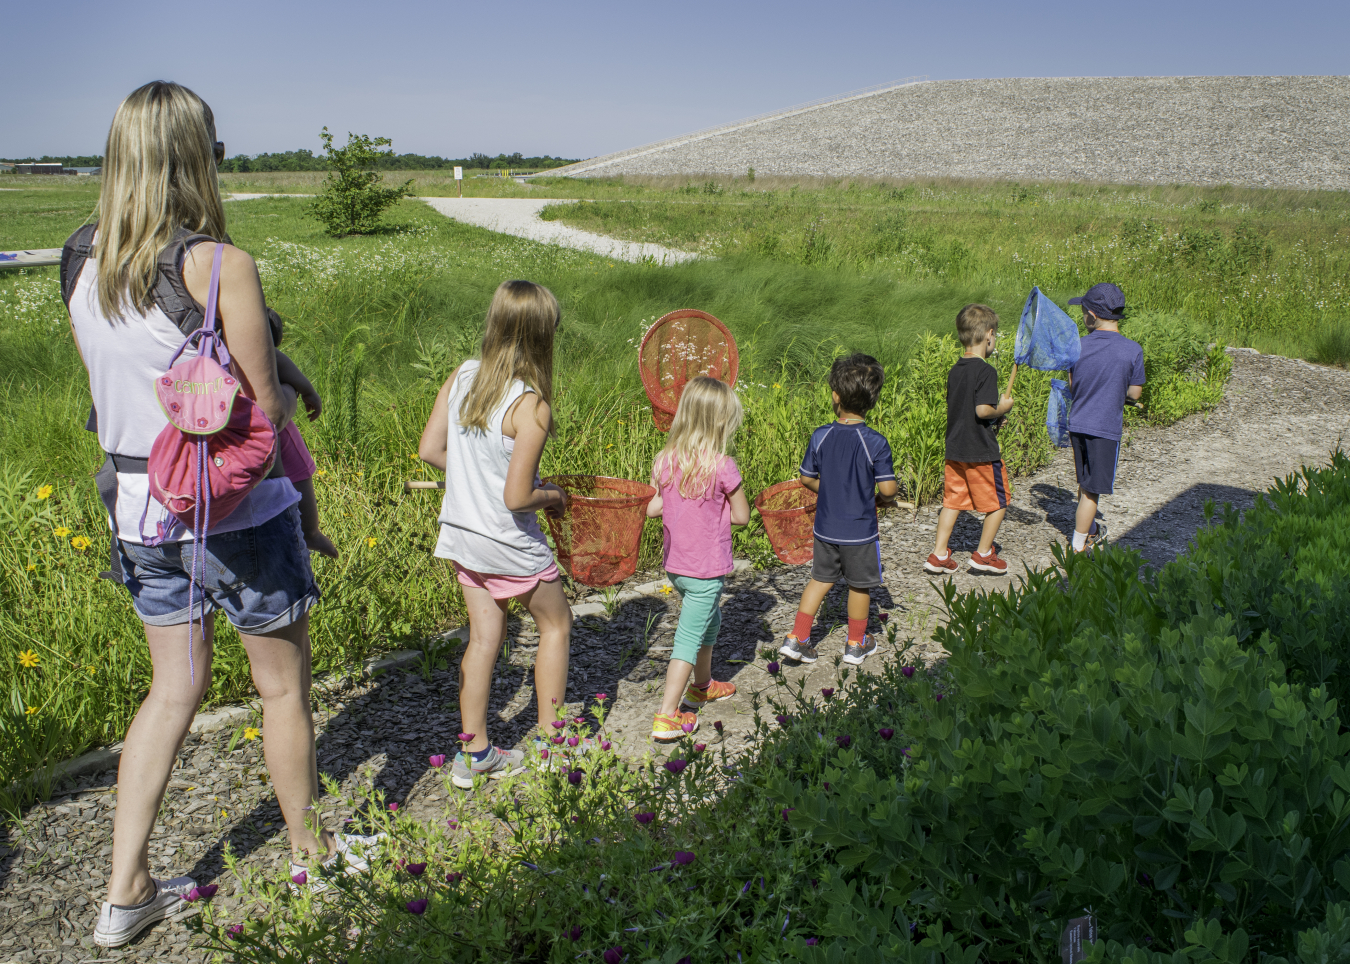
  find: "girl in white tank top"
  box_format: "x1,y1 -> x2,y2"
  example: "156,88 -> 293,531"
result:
417,281 -> 574,788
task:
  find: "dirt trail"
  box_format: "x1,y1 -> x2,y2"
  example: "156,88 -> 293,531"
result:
4,349 -> 1346,961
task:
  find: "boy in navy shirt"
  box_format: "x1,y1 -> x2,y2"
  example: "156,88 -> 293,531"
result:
1066,282 -> 1145,552
779,354 -> 898,666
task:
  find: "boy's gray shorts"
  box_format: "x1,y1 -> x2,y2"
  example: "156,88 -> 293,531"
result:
811,538 -> 884,589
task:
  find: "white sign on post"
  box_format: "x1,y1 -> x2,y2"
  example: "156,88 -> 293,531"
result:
453,167 -> 463,180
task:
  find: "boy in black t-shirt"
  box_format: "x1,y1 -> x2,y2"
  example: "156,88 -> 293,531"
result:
925,304 -> 1015,575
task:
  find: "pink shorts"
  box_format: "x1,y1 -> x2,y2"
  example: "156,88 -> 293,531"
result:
454,562 -> 561,600
278,422 -> 317,483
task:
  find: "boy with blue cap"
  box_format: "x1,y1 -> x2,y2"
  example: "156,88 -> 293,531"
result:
1067,282 -> 1145,552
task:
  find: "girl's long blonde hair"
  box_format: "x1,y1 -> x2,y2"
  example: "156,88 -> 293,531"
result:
653,376 -> 743,499
460,280 -> 559,433
95,81 -> 228,321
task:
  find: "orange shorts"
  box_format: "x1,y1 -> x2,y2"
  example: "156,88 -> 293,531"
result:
943,460 -> 1010,513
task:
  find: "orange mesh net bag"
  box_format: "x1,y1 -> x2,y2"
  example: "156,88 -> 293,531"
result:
754,480 -> 817,565
543,475 -> 656,587
639,309 -> 739,430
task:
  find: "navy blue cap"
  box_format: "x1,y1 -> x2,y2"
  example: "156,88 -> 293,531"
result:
1069,283 -> 1125,320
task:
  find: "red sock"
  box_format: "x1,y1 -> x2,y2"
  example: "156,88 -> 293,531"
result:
792,611 -> 814,640
847,618 -> 867,642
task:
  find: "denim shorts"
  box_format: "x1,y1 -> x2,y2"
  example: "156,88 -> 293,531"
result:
118,505 -> 320,633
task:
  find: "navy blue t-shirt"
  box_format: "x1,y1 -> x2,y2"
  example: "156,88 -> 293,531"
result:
799,422 -> 896,545
1069,330 -> 1146,441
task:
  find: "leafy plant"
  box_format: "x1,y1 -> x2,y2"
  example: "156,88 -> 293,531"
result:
309,128 -> 413,236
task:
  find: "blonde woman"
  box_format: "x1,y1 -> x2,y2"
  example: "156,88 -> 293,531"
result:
645,376 -> 751,741
67,82 -> 373,948
418,280 -> 572,789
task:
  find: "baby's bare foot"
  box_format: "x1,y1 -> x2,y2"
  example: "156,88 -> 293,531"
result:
305,530 -> 339,558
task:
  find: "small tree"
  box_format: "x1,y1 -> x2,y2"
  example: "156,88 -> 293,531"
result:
309,128 -> 412,237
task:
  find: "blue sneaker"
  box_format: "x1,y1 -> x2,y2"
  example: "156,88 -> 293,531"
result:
451,746 -> 525,789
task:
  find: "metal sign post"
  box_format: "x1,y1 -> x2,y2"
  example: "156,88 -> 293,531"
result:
454,166 -> 462,198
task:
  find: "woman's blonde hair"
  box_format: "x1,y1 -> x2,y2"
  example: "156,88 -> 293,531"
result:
95,81 -> 228,321
460,280 -> 560,433
653,376 -> 743,500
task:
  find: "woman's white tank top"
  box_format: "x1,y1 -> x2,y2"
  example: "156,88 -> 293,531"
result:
68,255 -> 299,544
434,360 -> 554,576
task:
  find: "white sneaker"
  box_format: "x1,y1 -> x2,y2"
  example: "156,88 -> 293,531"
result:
93,875 -> 196,948
289,832 -> 385,894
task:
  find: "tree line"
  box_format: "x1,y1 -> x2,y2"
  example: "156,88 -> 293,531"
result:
217,150 -> 579,173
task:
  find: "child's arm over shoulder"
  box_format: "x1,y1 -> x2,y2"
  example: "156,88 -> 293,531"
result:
417,364 -> 462,472
276,351 -> 322,421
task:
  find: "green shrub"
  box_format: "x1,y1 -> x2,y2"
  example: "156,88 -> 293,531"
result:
1125,312 -> 1232,426
310,129 -> 413,236
1156,452 -> 1350,709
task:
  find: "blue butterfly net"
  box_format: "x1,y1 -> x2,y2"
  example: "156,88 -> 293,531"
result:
1047,379 -> 1072,448
1015,287 -> 1081,448
1015,286 -> 1081,371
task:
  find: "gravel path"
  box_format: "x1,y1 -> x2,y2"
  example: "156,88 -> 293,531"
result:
556,76 -> 1350,191
419,198 -> 696,264
3,348 -> 1346,962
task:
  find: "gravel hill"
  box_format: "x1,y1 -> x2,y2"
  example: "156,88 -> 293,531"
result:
556,76 -> 1350,191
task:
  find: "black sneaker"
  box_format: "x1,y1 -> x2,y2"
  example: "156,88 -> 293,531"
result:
841,633 -> 878,666
778,635 -> 818,663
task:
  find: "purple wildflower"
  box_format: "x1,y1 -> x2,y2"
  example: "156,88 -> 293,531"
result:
603,947 -> 625,964
775,714 -> 789,726
901,666 -> 915,679
446,819 -> 459,831
693,743 -> 706,753
671,851 -> 696,866
806,937 -> 819,945
388,802 -> 399,811
540,749 -> 550,760
568,769 -> 583,786
713,720 -> 724,733
664,759 -> 688,775
405,862 -> 426,877
406,899 -> 428,915
568,736 -> 580,747
291,870 -> 307,886
935,693 -> 945,702
226,924 -> 243,939
766,661 -> 780,675
445,871 -> 463,884
428,754 -> 446,768
457,732 -> 475,743
551,720 -> 566,729
835,734 -> 852,749
636,812 -> 655,825
595,692 -> 608,701
878,728 -> 894,740
821,688 -> 834,700
552,735 -> 565,745
782,807 -> 795,822
568,924 -> 583,941
601,740 -> 612,751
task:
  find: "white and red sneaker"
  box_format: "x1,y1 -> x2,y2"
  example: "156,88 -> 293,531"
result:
924,551 -> 959,575
969,548 -> 1008,574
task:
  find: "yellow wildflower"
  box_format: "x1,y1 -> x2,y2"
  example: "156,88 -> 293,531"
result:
53,526 -> 71,538
88,665 -> 97,675
71,536 -> 92,551
19,650 -> 39,669
315,469 -> 327,477
25,705 -> 38,716
366,537 -> 377,548
773,383 -> 781,389
36,484 -> 53,500
243,726 -> 260,741
25,563 -> 35,571
409,453 -> 419,460
658,584 -> 673,595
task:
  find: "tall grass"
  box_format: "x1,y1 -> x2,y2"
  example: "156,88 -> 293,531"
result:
0,187 -> 1229,797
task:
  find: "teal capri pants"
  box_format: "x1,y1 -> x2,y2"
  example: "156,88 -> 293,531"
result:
668,573 -> 724,664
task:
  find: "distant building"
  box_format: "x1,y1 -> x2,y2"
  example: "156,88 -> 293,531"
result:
14,163 -> 73,175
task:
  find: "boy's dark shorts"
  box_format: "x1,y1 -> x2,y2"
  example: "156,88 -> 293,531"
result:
811,538 -> 883,589
1070,432 -> 1120,495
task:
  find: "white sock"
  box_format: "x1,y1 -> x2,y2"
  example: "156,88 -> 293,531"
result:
934,548 -> 950,559
1072,530 -> 1088,551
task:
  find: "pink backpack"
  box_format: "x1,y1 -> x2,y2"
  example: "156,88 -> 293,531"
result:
145,243 -> 277,677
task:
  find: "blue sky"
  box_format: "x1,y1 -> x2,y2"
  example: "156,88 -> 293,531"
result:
2,0 -> 1346,160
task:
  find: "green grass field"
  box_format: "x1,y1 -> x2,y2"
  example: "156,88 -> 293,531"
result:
0,173 -> 1240,800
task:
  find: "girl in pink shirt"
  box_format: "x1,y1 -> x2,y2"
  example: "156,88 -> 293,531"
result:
645,376 -> 751,741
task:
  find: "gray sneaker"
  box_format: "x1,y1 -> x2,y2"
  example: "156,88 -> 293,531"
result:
842,633 -> 879,666
779,635 -> 819,664
451,745 -> 526,789
289,831 -> 386,894
93,875 -> 196,948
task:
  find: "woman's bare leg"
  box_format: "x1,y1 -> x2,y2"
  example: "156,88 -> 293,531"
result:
107,619 -> 215,906
240,613 -> 331,859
